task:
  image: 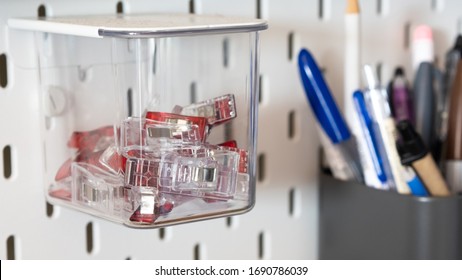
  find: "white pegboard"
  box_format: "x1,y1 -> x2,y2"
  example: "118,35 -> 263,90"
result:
0,0 -> 461,260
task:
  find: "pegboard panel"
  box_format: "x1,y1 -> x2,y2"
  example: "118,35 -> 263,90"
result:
0,0 -> 461,260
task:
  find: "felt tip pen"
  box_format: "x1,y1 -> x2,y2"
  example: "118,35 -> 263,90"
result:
397,120 -> 450,196
353,90 -> 388,189
413,62 -> 438,149
298,48 -> 363,182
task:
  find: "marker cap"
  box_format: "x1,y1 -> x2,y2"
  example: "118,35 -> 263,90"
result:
396,120 -> 428,165
298,48 -> 351,144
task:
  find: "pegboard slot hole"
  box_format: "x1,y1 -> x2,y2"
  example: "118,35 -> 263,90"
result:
159,227 -> 171,241
193,243 -> 202,260
378,0 -> 390,15
3,145 -> 13,179
116,1 -> 124,14
289,187 -> 301,217
78,66 -> 88,82
224,123 -> 233,141
289,188 -> 295,216
258,232 -> 267,259
288,110 -> 296,139
258,74 -> 265,104
6,235 -> 16,260
190,82 -> 197,104
256,0 -> 262,19
46,202 -> 54,217
152,46 -> 157,74
318,0 -> 331,20
127,88 -> 133,117
38,4 -> 46,17
189,0 -> 195,14
318,0 -> 324,19
226,216 -> 235,228
257,153 -> 266,182
86,222 -> 94,254
431,0 -> 444,12
404,22 -> 412,49
226,216 -> 239,229
0,53 -> 8,88
223,37 -> 230,68
288,32 -> 294,61
226,217 -> 232,227
45,116 -> 54,130
376,63 -> 383,85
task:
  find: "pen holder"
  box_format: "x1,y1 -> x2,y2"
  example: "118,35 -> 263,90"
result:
8,14 -> 267,228
319,173 -> 462,259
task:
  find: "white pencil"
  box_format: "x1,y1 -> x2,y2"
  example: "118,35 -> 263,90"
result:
345,0 -> 361,115
344,0 -> 386,189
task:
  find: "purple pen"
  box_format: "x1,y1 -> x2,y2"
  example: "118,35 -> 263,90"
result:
389,67 -> 415,124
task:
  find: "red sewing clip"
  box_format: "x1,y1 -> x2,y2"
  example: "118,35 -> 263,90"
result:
55,148 -> 125,182
173,94 -> 236,127
127,189 -> 174,224
218,141 -> 248,173
145,112 -> 208,142
67,126 -> 114,152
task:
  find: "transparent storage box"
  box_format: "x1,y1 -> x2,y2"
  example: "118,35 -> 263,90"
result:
8,14 -> 267,227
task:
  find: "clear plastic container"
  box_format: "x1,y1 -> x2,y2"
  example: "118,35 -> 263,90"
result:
8,14 -> 267,227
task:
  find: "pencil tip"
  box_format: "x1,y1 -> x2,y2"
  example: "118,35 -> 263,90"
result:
346,0 -> 360,14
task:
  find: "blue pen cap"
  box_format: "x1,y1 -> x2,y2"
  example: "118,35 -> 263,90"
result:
298,48 -> 351,143
353,90 -> 387,183
353,90 -> 373,127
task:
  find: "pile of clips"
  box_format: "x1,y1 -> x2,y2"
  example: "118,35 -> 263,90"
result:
50,94 -> 249,225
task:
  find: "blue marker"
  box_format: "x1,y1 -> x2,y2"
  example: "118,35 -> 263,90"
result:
353,90 -> 387,184
298,48 -> 363,182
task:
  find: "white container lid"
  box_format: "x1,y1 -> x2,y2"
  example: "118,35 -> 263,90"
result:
8,13 -> 268,38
